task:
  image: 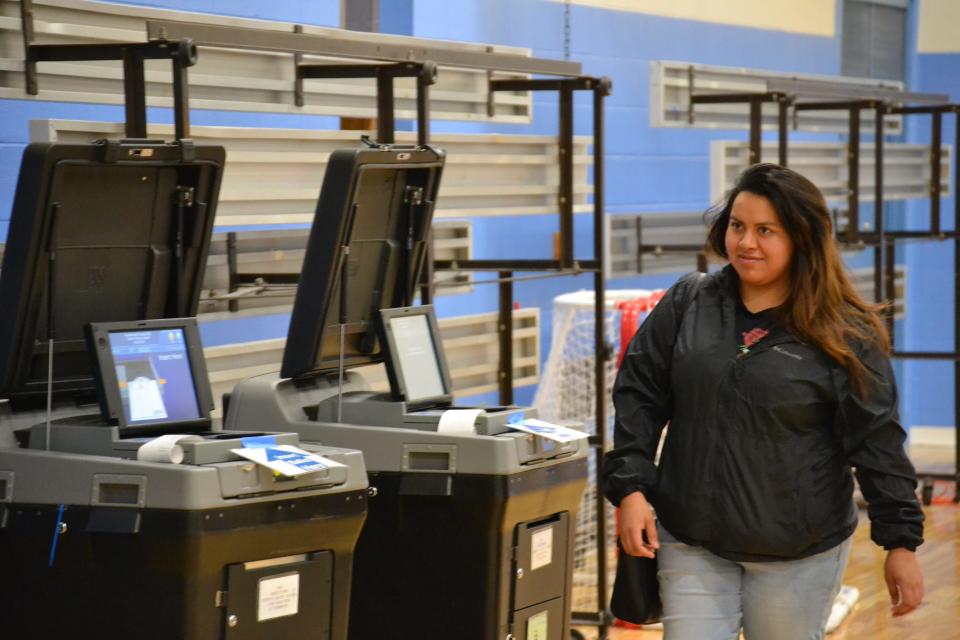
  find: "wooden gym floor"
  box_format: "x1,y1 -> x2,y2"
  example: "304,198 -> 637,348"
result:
577,443 -> 960,640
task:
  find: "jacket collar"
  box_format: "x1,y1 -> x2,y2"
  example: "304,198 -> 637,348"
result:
714,263 -> 740,299
714,264 -> 739,327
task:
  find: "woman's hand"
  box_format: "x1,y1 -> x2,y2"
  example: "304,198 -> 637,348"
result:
619,491 -> 659,558
884,548 -> 923,616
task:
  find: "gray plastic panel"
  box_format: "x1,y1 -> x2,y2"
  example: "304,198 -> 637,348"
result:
0,445 -> 367,509
225,372 -> 587,475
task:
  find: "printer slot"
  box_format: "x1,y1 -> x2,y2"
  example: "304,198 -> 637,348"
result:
92,474 -> 146,507
402,444 -> 457,473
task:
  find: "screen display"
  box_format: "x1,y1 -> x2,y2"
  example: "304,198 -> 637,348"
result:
389,314 -> 446,403
108,328 -> 202,424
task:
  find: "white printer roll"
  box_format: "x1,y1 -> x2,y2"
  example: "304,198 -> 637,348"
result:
136,434 -> 203,464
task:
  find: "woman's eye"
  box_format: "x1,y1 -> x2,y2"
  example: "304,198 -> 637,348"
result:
758,227 -> 771,235
730,221 -> 742,230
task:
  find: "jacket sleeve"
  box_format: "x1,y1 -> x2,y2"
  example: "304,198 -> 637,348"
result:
835,343 -> 924,551
601,272 -> 700,507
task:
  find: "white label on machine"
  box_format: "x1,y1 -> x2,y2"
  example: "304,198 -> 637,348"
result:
530,526 -> 554,571
509,418 -> 588,443
232,444 -> 347,477
527,611 -> 548,640
257,572 -> 300,622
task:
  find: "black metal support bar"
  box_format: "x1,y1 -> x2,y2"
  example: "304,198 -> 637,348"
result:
592,79 -> 611,640
489,77 -> 602,92
432,259 -> 601,271
559,82 -> 575,268
778,97 -> 789,166
27,40 -> 197,139
634,216 -> 644,274
931,110 -> 943,234
171,52 -> 191,139
122,48 -> 148,138
376,70 -> 395,143
226,232 -> 239,313
793,99 -> 882,111
893,351 -> 960,360
20,0 -> 37,95
689,92 -> 784,104
887,105 -> 958,115
228,273 -> 302,286
874,245 -> 884,304
885,238 -> 896,340
848,106 -> 861,244
498,271 -> 514,405
875,105 -> 884,239
749,96 -> 762,165
837,230 -> 960,244
416,68 -> 431,146
420,231 -> 434,304
293,24 -> 305,107
148,20 -> 583,76
954,112 -> 960,499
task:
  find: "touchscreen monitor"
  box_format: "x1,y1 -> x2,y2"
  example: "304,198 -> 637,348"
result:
87,318 -> 213,429
379,305 -> 453,409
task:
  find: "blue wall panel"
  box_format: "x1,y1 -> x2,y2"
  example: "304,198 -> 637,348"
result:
0,146 -> 24,229
198,312 -> 293,348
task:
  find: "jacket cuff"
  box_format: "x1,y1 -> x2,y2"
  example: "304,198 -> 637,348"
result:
606,482 -> 648,508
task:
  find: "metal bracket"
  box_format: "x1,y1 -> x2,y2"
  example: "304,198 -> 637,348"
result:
25,38 -> 198,140
488,75 -> 611,270
297,60 -> 437,145
293,24 -> 304,107
20,0 -> 37,95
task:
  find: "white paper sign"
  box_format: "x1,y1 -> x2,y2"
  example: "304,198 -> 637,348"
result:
437,409 -> 484,434
136,434 -> 202,464
527,611 -> 548,640
530,526 -> 554,571
257,573 -> 299,622
232,444 -> 347,477
509,418 -> 588,443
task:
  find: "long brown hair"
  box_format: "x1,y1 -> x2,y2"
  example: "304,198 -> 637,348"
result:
706,163 -> 889,394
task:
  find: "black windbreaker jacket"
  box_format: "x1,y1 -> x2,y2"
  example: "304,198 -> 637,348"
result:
603,266 -> 924,561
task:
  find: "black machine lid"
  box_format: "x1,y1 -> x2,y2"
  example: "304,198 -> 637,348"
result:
0,139 -> 225,404
280,144 -> 445,380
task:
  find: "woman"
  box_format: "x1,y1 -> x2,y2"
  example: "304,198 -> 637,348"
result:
603,164 -> 924,639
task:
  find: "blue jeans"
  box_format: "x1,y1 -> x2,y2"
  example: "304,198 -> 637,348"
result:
656,522 -> 852,640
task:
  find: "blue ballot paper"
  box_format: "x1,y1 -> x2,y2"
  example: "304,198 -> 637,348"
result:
508,418 -> 588,443
232,443 -> 347,477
